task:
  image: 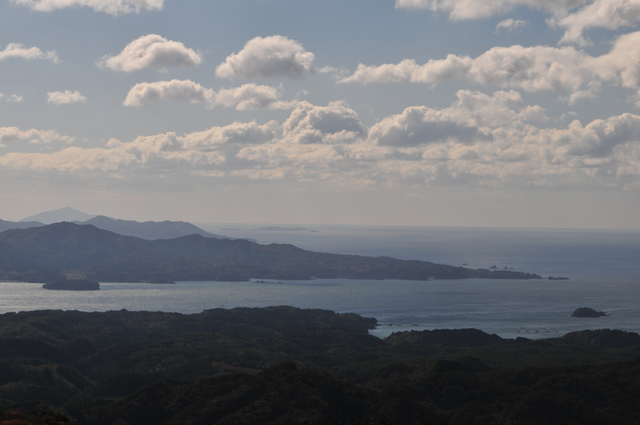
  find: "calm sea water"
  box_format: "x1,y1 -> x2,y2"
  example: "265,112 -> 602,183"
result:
1,225 -> 639,339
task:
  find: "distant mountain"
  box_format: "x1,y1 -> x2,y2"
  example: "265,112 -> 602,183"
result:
0,218 -> 43,233
0,222 -> 542,283
21,207 -> 95,224
76,216 -> 232,241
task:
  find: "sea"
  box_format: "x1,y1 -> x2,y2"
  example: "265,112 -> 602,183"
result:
1,225 -> 639,339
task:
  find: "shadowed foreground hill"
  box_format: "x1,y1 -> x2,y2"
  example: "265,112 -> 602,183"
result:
0,222 -> 541,283
0,308 -> 639,424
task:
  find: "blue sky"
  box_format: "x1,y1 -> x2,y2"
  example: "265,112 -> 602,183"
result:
2,0 -> 640,228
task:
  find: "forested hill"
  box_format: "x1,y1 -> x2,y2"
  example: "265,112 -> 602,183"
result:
0,308 -> 639,425
0,222 -> 542,283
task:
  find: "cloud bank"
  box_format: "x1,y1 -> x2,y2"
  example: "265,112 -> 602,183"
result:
98,34 -> 202,72
5,92 -> 640,190
340,31 -> 640,102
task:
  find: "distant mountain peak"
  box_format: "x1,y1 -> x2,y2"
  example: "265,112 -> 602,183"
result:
76,215 -> 233,241
21,207 -> 96,224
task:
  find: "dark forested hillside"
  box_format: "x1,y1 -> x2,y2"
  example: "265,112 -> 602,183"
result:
0,223 -> 542,283
0,308 -> 639,425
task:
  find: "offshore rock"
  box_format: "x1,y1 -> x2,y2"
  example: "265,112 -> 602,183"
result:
43,279 -> 100,291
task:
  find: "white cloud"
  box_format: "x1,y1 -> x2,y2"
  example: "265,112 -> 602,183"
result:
123,80 -> 214,107
214,84 -> 281,110
340,46 -> 590,92
216,35 -> 315,80
47,90 -> 87,105
554,0 -> 640,46
0,127 -> 74,146
544,113 -> 640,158
394,0 -> 580,20
98,34 -> 202,72
10,0 -> 163,16
282,101 -> 367,144
340,31 -> 640,101
369,107 -> 486,147
237,102 -> 370,176
0,93 -> 24,103
123,80 -> 296,110
0,43 -> 58,62
395,0 -> 640,46
495,18 -> 527,34
368,90 -> 542,148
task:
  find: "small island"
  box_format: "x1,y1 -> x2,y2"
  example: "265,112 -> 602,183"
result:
43,279 -> 100,291
571,307 -> 608,318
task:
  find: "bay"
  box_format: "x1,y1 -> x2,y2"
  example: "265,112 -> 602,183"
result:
1,225 -> 639,339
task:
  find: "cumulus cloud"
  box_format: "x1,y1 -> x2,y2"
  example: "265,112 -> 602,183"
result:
368,90 -> 543,148
214,84 -> 282,110
216,35 -> 315,80
10,0 -> 163,16
236,102 -> 370,174
495,18 -> 527,34
369,107 -> 485,148
281,101 -> 367,144
47,90 -> 87,105
98,34 -> 202,72
340,31 -> 640,101
0,43 -> 58,62
554,0 -> 640,46
123,80 -> 214,106
543,113 -> 640,158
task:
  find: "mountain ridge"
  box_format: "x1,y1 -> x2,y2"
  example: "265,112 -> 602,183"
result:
21,207 -> 95,224
74,215 -> 234,240
11,208 -> 239,241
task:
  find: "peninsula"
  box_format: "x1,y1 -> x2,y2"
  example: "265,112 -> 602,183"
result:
0,222 -> 542,283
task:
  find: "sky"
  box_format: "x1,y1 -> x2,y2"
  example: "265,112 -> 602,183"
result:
2,0 -> 640,229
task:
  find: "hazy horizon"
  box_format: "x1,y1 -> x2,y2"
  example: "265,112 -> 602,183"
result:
4,206 -> 640,232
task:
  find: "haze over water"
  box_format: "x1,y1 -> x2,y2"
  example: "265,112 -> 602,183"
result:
1,225 -> 639,339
